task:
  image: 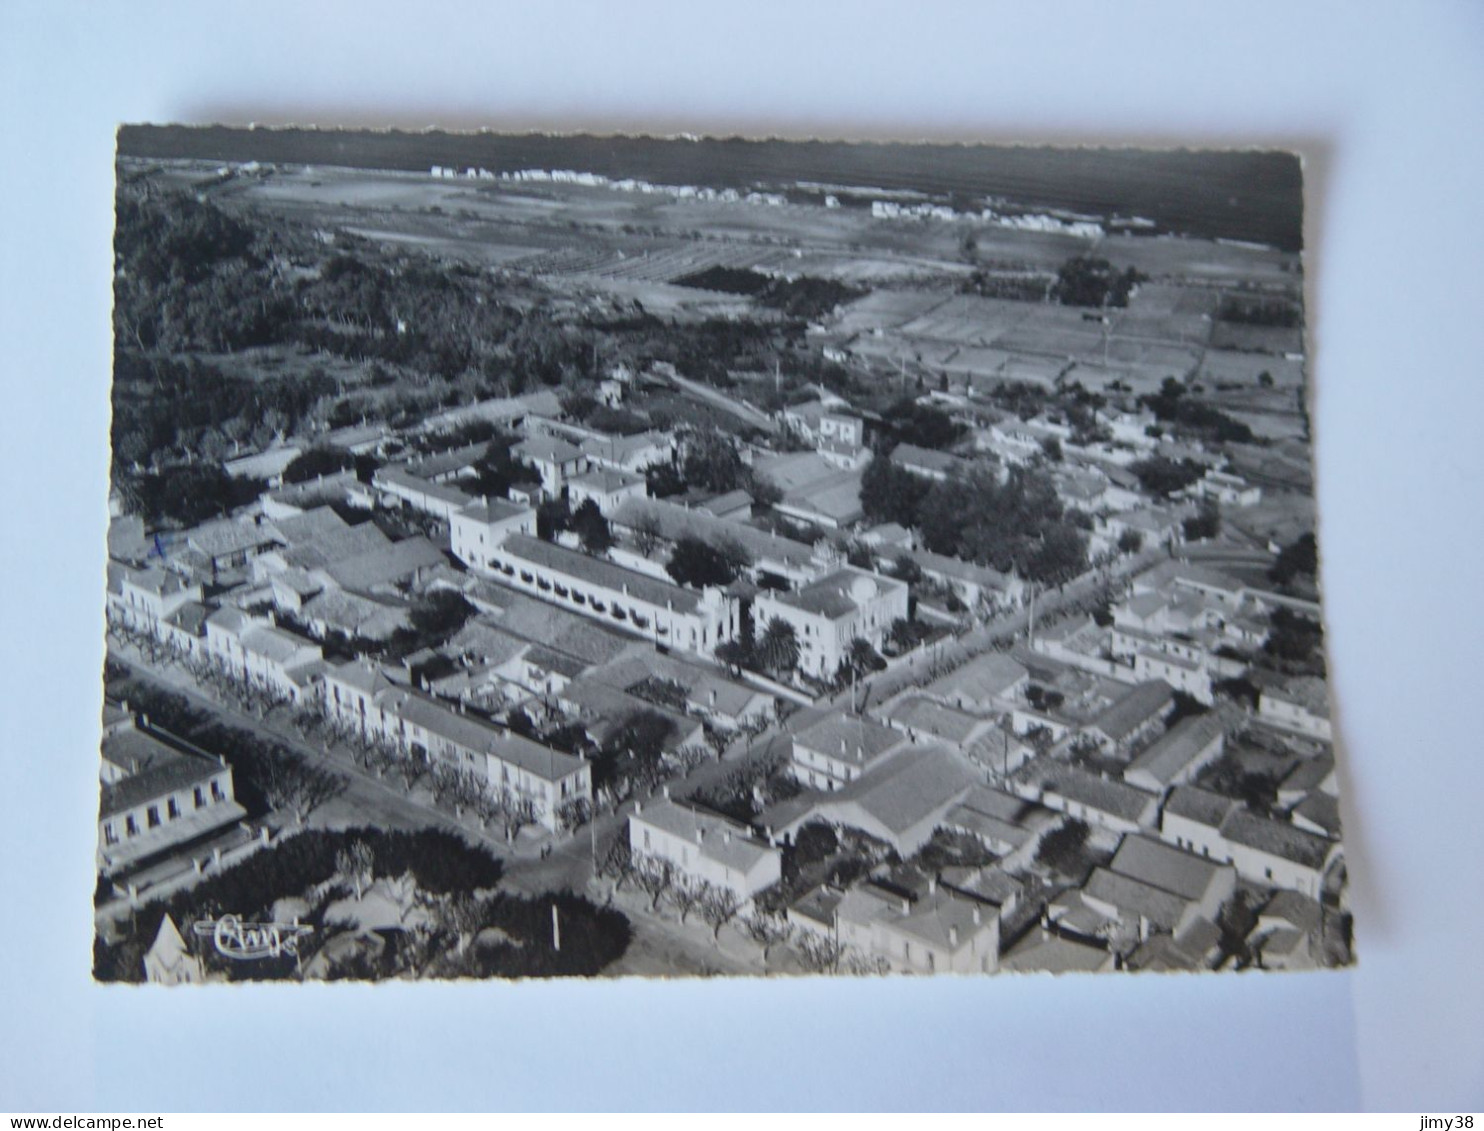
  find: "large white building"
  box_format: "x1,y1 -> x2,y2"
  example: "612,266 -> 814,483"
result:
751,566 -> 908,679
479,533 -> 739,658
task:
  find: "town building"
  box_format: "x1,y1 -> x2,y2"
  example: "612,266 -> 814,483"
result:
565,468 -> 648,516
450,498 -> 539,573
98,713 -> 246,877
478,533 -> 738,658
751,567 -> 908,679
628,799 -> 782,902
513,434 -> 587,497
790,711 -> 908,791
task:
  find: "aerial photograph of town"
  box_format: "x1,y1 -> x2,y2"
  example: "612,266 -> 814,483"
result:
96,127 -> 1347,983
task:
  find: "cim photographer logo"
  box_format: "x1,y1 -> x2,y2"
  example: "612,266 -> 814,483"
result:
192,915 -> 312,961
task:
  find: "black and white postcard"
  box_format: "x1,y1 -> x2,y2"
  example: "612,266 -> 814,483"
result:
96,128 -> 1347,982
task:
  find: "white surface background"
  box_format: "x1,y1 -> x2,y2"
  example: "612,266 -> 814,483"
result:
1,0 -> 1481,1113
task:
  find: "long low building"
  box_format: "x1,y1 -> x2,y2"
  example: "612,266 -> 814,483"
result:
479,533 -> 738,659
372,465 -> 476,521
323,659 -> 591,830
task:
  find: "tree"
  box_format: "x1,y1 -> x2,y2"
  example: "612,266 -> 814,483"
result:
281,446 -> 354,484
1117,529 -> 1144,555
1025,524 -> 1088,587
433,892 -> 488,957
758,618 -> 801,678
797,932 -> 846,974
408,590 -> 476,642
714,636 -> 756,673
682,429 -> 749,494
668,882 -> 705,924
1269,532 -> 1318,587
335,839 -> 375,900
698,884 -> 744,939
860,451 -> 929,527
261,749 -> 349,825
1039,435 -> 1063,463
741,913 -> 792,963
666,536 -> 737,588
837,637 -> 886,684
1183,499 -> 1221,541
1130,456 -> 1204,499
1034,817 -> 1090,877
571,499 -> 614,555
556,797 -> 592,834
634,856 -> 676,912
631,512 -> 664,557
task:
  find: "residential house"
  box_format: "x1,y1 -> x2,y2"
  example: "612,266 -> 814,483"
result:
921,651 -> 1029,714
98,715 -> 245,877
566,468 -> 648,516
579,430 -> 674,476
1159,785 -> 1339,898
1122,712 -> 1227,794
514,434 -> 587,498
1016,758 -> 1161,835
765,745 -> 979,856
942,785 -> 1059,870
889,443 -> 972,483
371,466 -> 476,522
790,711 -> 908,792
833,878 -> 1000,975
1257,676 -> 1333,741
450,498 -> 539,574
1080,680 -> 1175,756
628,799 -> 782,902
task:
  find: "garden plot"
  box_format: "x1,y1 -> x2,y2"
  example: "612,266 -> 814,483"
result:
1197,349 -> 1307,390
1210,322 -> 1305,354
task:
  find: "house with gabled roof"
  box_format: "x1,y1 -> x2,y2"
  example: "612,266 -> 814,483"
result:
1122,711 -> 1227,794
1158,784 -> 1339,898
1015,758 -> 1161,835
790,711 -> 908,791
832,876 -> 1000,975
1081,680 -> 1175,756
98,713 -> 245,878
764,744 -> 980,856
629,798 -> 781,902
514,434 -> 586,497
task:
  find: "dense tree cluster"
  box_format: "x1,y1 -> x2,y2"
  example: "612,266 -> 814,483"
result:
1140,377 -> 1256,444
666,536 -> 745,589
571,499 -> 614,555
1129,455 -> 1205,499
1269,532 -> 1318,587
879,397 -> 966,451
116,465 -> 266,529
1051,256 -> 1143,309
672,267 -> 865,320
281,446 -> 356,484
863,456 -> 1087,586
111,353 -> 336,474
